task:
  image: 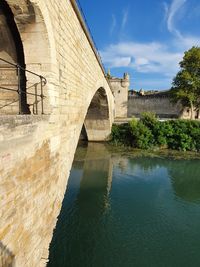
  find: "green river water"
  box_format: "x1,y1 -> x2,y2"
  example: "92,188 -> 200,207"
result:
48,143 -> 200,267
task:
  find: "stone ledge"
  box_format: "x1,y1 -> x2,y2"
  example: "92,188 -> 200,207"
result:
0,115 -> 50,127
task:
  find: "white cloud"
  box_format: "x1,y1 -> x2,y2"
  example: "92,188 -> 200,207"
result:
110,14 -> 117,35
103,0 -> 200,89
165,0 -> 187,37
121,8 -> 129,30
175,35 -> 200,50
100,41 -> 183,76
101,0 -> 200,79
164,0 -> 200,51
163,2 -> 169,21
135,58 -> 149,65
100,35 -> 200,89
101,54 -> 131,68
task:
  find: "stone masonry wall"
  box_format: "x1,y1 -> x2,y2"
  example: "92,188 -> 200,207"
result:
0,1 -> 114,267
128,95 -> 182,118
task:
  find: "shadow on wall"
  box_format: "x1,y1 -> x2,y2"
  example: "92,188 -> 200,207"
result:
0,241 -> 15,267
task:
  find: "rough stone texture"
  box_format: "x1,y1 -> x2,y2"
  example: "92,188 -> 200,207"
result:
0,1 -> 114,266
108,73 -> 129,118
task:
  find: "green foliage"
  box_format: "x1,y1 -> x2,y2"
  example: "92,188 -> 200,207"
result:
170,46 -> 200,118
111,112 -> 200,152
167,120 -> 199,151
129,119 -> 154,149
154,121 -> 174,147
140,112 -> 158,129
111,123 -> 131,146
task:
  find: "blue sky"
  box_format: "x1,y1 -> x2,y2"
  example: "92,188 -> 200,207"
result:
79,0 -> 200,90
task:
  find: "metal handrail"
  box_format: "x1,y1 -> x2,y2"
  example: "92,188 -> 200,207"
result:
0,58 -> 47,114
0,58 -> 47,85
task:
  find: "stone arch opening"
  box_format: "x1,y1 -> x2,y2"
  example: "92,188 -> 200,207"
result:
3,0 -> 56,115
0,0 -> 29,114
83,87 -> 111,142
13,0 -> 55,115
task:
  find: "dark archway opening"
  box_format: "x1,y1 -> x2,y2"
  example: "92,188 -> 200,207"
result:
0,0 -> 30,114
84,87 -> 110,141
79,124 -> 88,141
86,88 -> 109,121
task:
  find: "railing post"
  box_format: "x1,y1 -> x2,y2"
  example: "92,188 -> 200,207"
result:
40,76 -> 44,115
34,84 -> 38,115
17,65 -> 22,115
0,57 -> 46,115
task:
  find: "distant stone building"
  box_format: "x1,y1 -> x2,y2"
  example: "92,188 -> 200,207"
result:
108,73 -> 130,118
109,75 -> 200,120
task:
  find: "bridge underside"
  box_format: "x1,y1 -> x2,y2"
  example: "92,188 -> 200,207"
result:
84,87 -> 111,141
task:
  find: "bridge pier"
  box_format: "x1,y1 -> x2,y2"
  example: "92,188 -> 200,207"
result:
84,119 -> 111,141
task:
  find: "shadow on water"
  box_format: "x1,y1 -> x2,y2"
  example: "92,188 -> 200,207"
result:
0,241 -> 15,267
48,143 -> 200,267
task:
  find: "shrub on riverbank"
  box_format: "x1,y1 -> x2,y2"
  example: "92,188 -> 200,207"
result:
111,113 -> 200,152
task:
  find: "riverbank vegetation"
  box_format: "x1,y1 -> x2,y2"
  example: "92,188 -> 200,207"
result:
111,113 -> 200,152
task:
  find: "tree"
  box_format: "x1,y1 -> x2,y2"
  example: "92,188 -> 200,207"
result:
170,46 -> 200,119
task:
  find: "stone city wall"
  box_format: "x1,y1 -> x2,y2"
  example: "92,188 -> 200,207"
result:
128,95 -> 182,118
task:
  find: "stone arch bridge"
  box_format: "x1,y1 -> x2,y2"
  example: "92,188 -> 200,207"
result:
0,0 -> 114,266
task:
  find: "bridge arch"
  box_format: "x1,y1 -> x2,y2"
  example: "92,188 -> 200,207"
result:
83,87 -> 111,141
1,0 -> 57,114
0,0 -> 29,114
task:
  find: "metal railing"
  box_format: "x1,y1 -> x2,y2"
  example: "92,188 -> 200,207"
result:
0,58 -> 47,115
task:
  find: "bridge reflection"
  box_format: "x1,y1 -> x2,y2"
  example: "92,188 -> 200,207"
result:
74,142 -> 113,216
48,142 -> 113,267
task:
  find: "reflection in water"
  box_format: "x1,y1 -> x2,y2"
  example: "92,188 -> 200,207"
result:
168,160 -> 200,202
48,143 -> 113,267
75,158 -> 112,217
48,143 -> 200,267
126,156 -> 200,203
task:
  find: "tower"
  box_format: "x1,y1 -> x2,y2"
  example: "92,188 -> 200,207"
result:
108,72 -> 130,118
